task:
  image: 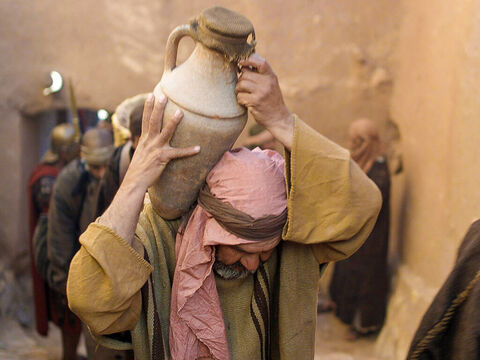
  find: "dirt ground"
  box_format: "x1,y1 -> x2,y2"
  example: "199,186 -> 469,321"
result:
0,318 -> 85,360
0,312 -> 379,360
315,312 -> 380,360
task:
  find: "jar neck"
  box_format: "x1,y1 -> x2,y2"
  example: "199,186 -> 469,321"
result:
190,42 -> 236,72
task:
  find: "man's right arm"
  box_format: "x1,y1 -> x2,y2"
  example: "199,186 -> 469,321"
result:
67,221 -> 153,334
67,94 -> 200,334
97,94 -> 200,245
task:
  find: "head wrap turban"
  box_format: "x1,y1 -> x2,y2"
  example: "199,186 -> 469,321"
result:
169,147 -> 286,360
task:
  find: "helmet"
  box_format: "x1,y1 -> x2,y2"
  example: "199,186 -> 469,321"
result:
42,123 -> 78,164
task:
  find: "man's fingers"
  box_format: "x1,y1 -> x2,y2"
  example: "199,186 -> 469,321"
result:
142,94 -> 155,135
237,92 -> 254,108
159,109 -> 183,144
235,79 -> 256,95
149,95 -> 167,136
164,146 -> 201,161
238,68 -> 264,82
238,54 -> 270,74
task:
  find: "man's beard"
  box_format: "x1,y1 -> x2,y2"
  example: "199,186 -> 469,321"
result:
213,260 -> 255,280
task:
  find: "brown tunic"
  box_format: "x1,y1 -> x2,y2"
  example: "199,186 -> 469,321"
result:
329,158 -> 390,332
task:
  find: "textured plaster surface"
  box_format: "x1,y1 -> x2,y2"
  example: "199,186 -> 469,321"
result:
376,0 -> 480,358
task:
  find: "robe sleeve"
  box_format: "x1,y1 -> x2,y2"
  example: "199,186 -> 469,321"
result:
282,116 -> 382,263
67,222 -> 153,335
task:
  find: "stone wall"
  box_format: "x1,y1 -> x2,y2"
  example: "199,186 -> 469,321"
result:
375,0 -> 480,358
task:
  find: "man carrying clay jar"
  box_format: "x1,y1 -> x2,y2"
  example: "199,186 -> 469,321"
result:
67,49 -> 381,359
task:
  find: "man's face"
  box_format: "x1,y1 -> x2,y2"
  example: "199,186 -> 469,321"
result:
214,238 -> 279,280
88,163 -> 107,180
348,129 -> 364,153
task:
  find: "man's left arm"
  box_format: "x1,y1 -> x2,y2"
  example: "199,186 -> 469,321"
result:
281,118 -> 381,263
236,54 -> 381,262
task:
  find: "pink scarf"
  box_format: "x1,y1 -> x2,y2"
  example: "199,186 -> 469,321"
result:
169,147 -> 286,359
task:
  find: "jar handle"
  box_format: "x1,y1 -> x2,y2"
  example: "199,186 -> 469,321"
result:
164,24 -> 193,73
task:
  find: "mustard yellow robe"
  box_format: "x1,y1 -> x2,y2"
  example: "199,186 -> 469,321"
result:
67,117 -> 381,359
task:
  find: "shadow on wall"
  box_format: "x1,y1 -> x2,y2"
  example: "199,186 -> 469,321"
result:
385,117 -> 406,278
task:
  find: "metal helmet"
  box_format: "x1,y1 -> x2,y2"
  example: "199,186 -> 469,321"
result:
80,128 -> 114,166
41,123 -> 78,164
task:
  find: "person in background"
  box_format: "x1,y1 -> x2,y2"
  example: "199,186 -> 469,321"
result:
27,123 -> 81,360
46,128 -> 130,359
95,95 -> 145,218
96,119 -> 114,134
326,118 -> 391,340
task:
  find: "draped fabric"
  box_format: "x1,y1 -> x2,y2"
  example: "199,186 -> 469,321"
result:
28,163 -> 82,336
68,117 -> 382,360
169,148 -> 286,360
198,186 -> 287,242
407,219 -> 480,360
250,264 -> 272,360
28,163 -> 60,336
330,159 -> 390,332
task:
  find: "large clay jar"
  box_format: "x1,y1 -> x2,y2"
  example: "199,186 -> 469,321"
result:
149,7 -> 256,219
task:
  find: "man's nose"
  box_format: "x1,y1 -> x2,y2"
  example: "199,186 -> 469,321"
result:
240,254 -> 260,272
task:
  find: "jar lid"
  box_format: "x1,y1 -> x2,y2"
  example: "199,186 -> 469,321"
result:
191,6 -> 256,62
201,6 -> 253,38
